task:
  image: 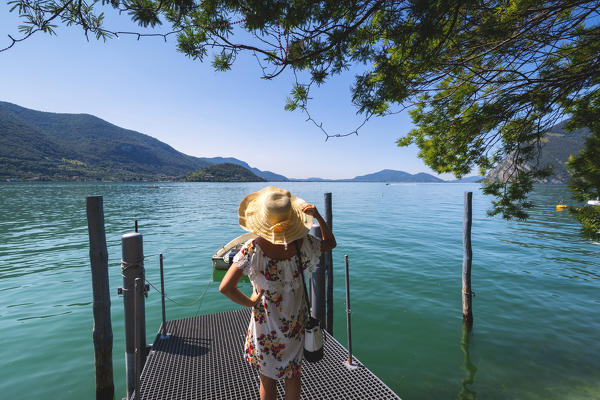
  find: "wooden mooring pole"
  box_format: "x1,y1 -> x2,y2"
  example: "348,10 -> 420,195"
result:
86,196 -> 115,400
462,192 -> 474,325
324,192 -> 334,334
459,320 -> 477,397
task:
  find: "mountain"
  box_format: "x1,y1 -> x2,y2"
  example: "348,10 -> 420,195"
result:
0,101 -> 211,180
487,121 -> 591,183
180,163 -> 266,182
287,177 -> 333,182
287,170 -> 444,182
0,101 -> 275,181
350,169 -> 445,182
447,176 -> 484,183
0,101 -> 461,183
199,157 -> 288,181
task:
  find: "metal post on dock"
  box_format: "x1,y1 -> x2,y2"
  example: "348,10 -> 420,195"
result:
159,254 -> 170,339
310,223 -> 326,325
135,220 -> 138,233
462,192 -> 474,325
324,192 -> 334,334
344,255 -> 356,369
134,277 -> 144,397
86,196 -> 115,400
121,232 -> 146,399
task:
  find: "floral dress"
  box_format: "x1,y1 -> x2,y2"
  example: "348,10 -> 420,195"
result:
233,234 -> 322,380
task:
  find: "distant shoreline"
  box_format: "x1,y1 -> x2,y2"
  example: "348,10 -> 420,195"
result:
3,178 -> 485,184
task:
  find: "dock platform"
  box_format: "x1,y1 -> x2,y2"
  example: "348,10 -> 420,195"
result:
134,308 -> 400,399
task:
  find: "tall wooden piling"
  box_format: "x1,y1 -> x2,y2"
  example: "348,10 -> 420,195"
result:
86,196 -> 115,400
122,232 -> 146,399
459,320 -> 477,397
462,192 -> 473,324
324,192 -> 334,334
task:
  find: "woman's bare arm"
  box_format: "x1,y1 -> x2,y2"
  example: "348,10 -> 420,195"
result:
302,203 -> 337,252
219,263 -> 264,307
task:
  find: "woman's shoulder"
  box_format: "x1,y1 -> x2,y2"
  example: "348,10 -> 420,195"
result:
240,238 -> 258,255
233,238 -> 260,266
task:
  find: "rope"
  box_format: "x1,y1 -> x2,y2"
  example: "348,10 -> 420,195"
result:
162,244 -> 205,252
116,249 -> 213,309
195,280 -> 213,315
120,259 -> 144,279
146,278 -> 212,307
111,243 -> 208,268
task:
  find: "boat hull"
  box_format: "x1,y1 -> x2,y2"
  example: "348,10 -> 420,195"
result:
212,232 -> 257,271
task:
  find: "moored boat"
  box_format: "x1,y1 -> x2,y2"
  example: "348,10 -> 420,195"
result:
212,232 -> 257,270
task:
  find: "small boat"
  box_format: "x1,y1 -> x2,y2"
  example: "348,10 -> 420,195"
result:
556,204 -> 568,209
588,198 -> 600,206
212,232 -> 257,270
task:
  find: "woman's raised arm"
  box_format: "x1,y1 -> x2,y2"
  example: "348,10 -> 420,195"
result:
301,203 -> 337,252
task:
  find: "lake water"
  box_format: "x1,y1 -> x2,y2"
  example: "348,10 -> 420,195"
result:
1,182 -> 599,399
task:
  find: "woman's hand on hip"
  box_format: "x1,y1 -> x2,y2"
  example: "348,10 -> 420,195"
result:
249,287 -> 265,307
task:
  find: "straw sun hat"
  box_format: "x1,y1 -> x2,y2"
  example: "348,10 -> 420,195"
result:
238,186 -> 313,246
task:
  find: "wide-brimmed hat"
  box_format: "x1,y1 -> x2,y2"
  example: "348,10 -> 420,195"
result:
238,186 -> 313,245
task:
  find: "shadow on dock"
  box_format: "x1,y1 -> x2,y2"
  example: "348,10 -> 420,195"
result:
155,335 -> 211,357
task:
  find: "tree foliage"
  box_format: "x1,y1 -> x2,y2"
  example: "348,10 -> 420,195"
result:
566,104 -> 600,239
567,132 -> 600,202
570,204 -> 600,240
4,0 -> 600,219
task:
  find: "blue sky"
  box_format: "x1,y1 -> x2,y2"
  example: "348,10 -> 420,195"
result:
0,5 -> 454,180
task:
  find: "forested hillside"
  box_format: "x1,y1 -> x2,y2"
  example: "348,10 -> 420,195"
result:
180,163 -> 266,182
0,102 -> 269,181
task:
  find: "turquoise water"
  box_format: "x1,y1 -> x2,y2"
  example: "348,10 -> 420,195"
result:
1,182 -> 599,399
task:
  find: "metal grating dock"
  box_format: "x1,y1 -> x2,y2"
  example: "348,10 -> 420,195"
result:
134,308 -> 400,399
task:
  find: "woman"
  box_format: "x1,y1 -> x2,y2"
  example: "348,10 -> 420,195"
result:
219,186 -> 336,400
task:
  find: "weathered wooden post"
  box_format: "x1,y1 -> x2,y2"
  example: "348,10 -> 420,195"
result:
86,196 -> 115,400
310,223 -> 326,326
324,192 -> 334,334
459,320 -> 477,398
462,192 -> 474,324
121,232 -> 146,399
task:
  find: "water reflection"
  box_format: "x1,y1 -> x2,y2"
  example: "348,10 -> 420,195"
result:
459,321 -> 477,400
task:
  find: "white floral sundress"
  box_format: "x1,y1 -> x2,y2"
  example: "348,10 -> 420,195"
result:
233,234 -> 322,380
